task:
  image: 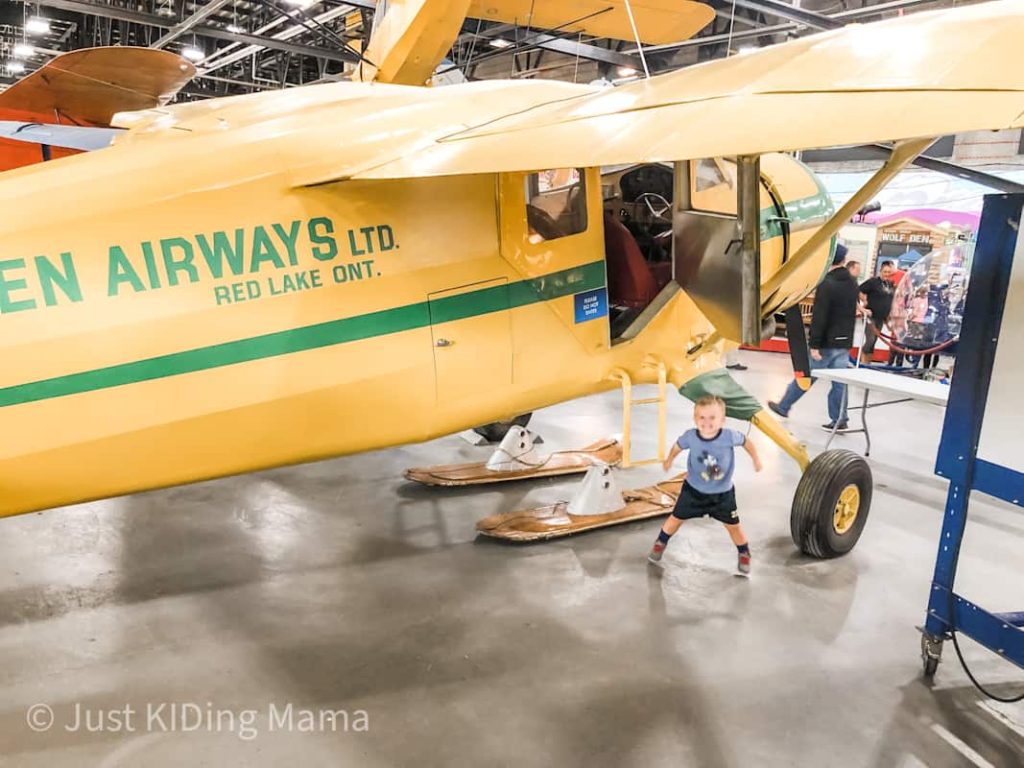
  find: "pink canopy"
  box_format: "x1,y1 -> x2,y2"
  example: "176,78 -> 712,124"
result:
862,208 -> 980,231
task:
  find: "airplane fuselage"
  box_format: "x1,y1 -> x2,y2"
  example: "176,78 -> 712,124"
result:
0,80 -> 833,517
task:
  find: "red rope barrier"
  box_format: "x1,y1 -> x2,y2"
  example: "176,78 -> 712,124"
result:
866,319 -> 958,356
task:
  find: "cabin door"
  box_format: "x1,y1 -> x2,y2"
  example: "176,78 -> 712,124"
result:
428,278 -> 513,406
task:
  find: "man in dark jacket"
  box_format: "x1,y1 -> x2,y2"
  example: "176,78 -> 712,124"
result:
768,244 -> 859,431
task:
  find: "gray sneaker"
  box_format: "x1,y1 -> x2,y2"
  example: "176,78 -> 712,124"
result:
648,541 -> 666,563
737,551 -> 752,575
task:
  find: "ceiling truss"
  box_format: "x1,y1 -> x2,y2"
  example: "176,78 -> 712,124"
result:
0,0 -> 966,99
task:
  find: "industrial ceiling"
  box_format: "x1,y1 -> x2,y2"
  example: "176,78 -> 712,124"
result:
0,0 -> 980,99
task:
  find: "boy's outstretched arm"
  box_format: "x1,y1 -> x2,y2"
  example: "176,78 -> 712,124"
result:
743,437 -> 764,473
663,443 -> 682,473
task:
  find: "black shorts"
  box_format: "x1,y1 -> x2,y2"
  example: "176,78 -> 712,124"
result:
671,481 -> 739,524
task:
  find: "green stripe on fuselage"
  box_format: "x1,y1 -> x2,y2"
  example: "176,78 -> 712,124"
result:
0,261 -> 606,408
0,182 -> 836,411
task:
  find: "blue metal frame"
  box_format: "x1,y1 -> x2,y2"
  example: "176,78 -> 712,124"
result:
925,194 -> 1024,671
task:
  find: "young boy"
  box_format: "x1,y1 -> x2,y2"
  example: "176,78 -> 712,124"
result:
648,395 -> 763,574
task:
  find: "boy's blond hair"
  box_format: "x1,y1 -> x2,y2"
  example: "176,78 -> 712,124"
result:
693,395 -> 726,413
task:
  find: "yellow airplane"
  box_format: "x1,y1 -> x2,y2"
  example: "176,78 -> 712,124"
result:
0,0 -> 1020,558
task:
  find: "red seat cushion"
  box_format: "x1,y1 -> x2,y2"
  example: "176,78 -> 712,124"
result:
603,214 -> 659,308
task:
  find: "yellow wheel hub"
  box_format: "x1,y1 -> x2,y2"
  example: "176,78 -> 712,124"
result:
833,484 -> 861,535
835,487 -> 860,536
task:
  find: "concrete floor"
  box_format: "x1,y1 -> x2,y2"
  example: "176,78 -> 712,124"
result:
0,352 -> 1022,767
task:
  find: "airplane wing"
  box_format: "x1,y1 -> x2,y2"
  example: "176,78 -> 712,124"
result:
0,47 -> 195,127
466,0 -> 715,45
358,0 -> 712,86
331,0 -> 1024,182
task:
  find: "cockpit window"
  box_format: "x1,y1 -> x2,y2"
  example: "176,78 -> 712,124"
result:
691,158 -> 738,215
525,168 -> 587,242
694,158 -> 730,192
619,165 -> 673,203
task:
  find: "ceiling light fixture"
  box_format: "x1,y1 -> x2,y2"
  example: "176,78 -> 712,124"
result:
226,23 -> 244,34
737,46 -> 757,56
488,38 -> 513,49
616,66 -> 637,77
13,44 -> 34,58
25,17 -> 51,35
7,61 -> 26,74
181,45 -> 205,62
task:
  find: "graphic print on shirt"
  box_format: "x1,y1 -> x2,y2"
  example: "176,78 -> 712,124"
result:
699,451 -> 725,483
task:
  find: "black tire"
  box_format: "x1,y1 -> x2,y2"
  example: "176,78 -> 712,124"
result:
473,413 -> 533,443
923,656 -> 939,678
790,449 -> 873,558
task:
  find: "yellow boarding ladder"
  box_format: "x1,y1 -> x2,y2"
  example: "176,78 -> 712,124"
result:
609,360 -> 667,469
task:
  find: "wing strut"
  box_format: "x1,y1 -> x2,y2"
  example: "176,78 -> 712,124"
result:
862,144 -> 1024,194
761,137 -> 936,316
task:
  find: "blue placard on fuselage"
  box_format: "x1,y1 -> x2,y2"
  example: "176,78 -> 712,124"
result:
574,288 -> 608,324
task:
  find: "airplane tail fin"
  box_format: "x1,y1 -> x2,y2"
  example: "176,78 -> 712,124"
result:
0,47 -> 195,127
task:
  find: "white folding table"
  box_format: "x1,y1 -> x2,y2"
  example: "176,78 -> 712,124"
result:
810,367 -> 950,456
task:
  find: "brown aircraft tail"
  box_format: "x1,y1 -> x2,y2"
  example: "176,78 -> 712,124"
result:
0,46 -> 195,126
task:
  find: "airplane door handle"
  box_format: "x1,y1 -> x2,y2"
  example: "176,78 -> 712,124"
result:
435,338 -> 455,348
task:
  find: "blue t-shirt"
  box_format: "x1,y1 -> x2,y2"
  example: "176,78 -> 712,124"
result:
676,428 -> 746,493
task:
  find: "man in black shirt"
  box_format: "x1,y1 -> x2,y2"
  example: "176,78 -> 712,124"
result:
768,244 -> 860,431
859,260 -> 897,363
